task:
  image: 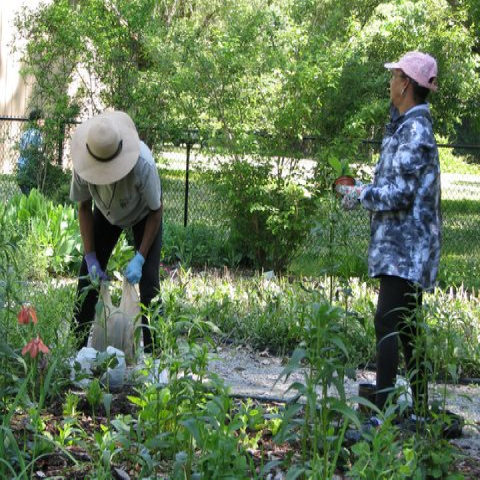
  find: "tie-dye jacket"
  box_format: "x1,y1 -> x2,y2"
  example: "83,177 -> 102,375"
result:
359,104 -> 441,290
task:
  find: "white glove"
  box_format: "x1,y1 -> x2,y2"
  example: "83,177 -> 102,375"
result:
335,183 -> 366,210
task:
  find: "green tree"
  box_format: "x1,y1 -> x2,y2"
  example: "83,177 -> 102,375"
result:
13,0 -> 480,146
11,0 -> 480,268
306,0 -> 480,141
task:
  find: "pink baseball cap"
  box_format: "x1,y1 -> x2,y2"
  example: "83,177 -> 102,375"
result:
385,51 -> 438,91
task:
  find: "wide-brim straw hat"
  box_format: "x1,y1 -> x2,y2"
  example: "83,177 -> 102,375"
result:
71,110 -> 140,184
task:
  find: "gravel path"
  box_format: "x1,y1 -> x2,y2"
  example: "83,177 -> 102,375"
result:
208,345 -> 480,462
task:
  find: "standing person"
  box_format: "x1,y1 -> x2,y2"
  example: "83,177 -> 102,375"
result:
17,108 -> 44,194
70,110 -> 163,354
336,52 -> 441,419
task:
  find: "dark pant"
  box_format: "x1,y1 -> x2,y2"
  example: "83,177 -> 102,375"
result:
374,275 -> 427,413
73,207 -> 162,353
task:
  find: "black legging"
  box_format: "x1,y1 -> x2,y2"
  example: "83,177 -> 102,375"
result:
374,275 -> 427,414
73,206 -> 163,353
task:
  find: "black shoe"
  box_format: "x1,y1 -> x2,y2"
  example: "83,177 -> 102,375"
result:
397,410 -> 464,439
344,416 -> 383,446
432,409 -> 464,439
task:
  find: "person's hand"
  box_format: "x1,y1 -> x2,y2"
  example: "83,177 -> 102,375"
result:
125,252 -> 145,284
335,182 -> 366,210
85,252 -> 108,281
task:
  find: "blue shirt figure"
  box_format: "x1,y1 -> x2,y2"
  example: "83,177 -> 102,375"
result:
17,109 -> 44,194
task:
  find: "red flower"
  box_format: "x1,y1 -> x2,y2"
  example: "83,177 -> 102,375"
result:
22,336 -> 50,359
17,306 -> 38,325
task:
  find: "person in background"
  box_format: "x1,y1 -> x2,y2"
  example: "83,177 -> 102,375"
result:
70,110 -> 163,354
336,52 -> 441,422
17,108 -> 44,194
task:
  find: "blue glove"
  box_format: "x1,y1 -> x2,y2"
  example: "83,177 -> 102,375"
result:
85,252 -> 108,281
125,252 -> 145,284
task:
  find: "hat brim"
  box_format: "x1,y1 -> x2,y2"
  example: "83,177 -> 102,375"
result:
71,111 -> 140,185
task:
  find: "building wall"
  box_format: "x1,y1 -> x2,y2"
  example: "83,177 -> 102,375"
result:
0,3 -> 35,117
0,2 -> 48,173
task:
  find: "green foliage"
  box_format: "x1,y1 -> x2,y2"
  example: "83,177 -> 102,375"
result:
181,396 -> 250,478
4,2 -> 480,474
158,268 -> 480,377
104,232 -> 134,278
0,191 -> 138,280
338,0 -> 480,138
162,222 -> 238,268
0,248 -> 77,477
86,378 -> 103,420
437,138 -> 480,175
349,426 -> 417,479
0,264 -> 476,476
41,163 -> 72,205
2,190 -> 82,278
350,430 -> 462,479
328,156 -> 353,178
274,302 -> 360,478
14,118 -> 71,204
13,0 -> 480,157
0,255 -> 25,415
207,158 -> 318,271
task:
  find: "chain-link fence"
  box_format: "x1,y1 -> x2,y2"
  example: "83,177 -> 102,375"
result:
1,116 -> 480,276
307,139 -> 480,279
0,117 -> 224,225
0,117 -> 25,199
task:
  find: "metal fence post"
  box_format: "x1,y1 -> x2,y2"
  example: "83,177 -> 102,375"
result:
57,120 -> 65,165
184,141 -> 191,227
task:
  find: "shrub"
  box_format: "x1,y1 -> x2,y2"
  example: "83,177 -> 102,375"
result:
42,163 -> 72,205
207,159 -> 318,272
162,222 -> 241,269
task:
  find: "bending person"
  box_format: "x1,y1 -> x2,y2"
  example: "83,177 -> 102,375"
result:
70,110 -> 163,354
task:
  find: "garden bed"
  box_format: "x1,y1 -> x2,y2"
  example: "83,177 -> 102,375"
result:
209,344 -> 480,476
12,343 -> 480,478
3,265 -> 480,478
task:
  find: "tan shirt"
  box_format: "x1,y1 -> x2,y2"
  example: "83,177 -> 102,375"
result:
70,141 -> 162,228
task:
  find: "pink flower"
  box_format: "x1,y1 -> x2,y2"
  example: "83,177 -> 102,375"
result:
22,336 -> 50,359
17,306 -> 38,325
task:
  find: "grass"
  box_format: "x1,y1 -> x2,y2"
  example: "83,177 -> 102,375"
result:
442,199 -> 480,256
438,141 -> 480,175
290,157 -> 480,289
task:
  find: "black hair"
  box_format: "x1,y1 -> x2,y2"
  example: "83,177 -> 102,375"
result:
406,77 -> 430,103
28,108 -> 43,121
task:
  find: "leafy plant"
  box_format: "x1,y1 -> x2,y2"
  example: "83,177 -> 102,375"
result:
274,302 -> 360,478
181,395 -> 252,479
63,392 -> 80,418
207,159 -> 318,271
162,222 -> 235,268
328,156 -> 353,178
349,424 -> 416,479
86,378 -> 103,422
3,190 -> 82,277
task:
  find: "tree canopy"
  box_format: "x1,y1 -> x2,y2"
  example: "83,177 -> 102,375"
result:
13,0 -> 480,149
